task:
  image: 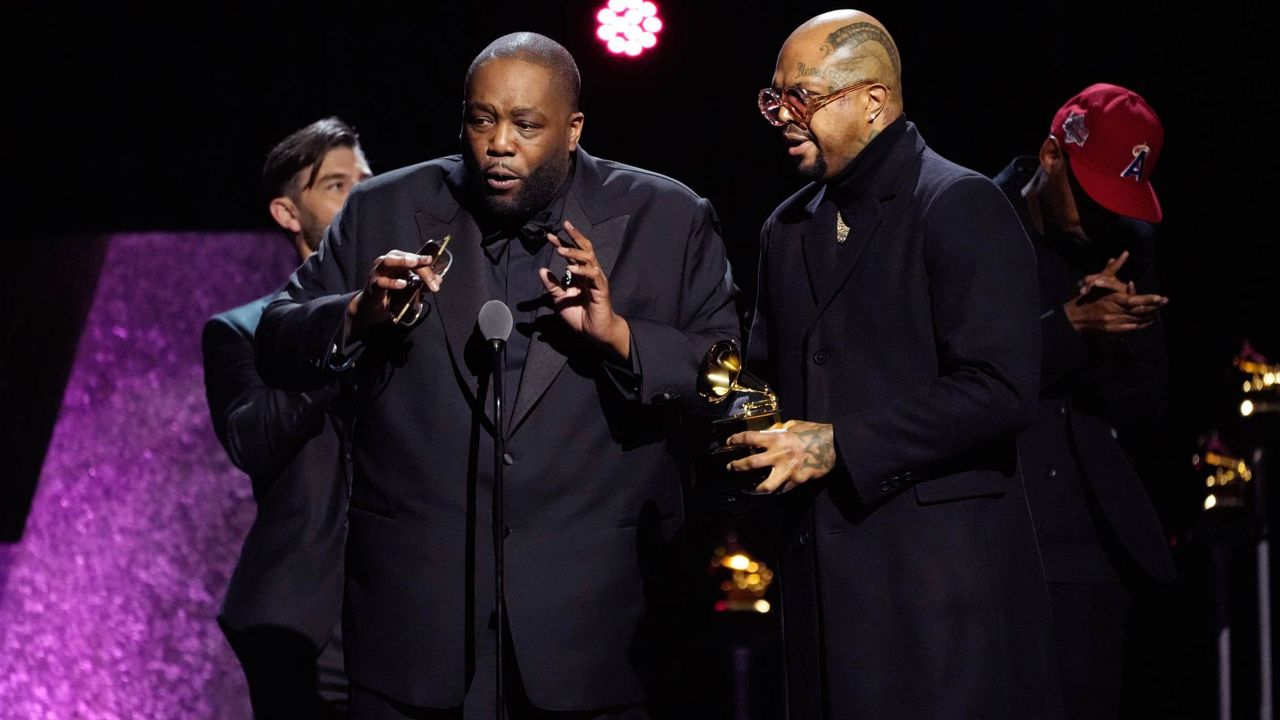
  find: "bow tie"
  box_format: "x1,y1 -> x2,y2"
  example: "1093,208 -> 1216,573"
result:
482,210 -> 560,253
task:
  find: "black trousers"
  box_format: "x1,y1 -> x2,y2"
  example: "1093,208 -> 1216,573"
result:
229,622 -> 349,719
1048,579 -> 1130,720
349,613 -> 648,720
350,681 -> 648,720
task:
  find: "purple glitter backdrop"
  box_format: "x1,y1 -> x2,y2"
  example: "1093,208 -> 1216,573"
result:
0,232 -> 297,719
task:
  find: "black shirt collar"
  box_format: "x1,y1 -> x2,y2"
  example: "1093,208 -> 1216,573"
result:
994,155 -> 1128,268
825,114 -> 908,207
993,156 -> 1038,232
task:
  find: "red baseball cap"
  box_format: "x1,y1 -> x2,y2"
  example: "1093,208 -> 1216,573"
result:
1050,83 -> 1164,223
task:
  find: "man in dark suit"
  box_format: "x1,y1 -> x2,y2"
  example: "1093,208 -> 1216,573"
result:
992,83 -> 1175,720
255,33 -> 738,719
727,10 -> 1061,718
203,117 -> 372,717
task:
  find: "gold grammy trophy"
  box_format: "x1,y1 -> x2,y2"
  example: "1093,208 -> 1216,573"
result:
694,340 -> 782,509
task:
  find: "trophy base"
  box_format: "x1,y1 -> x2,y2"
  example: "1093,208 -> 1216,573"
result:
694,411 -> 782,514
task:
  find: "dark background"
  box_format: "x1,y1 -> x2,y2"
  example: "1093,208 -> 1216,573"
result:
7,0 -> 1279,715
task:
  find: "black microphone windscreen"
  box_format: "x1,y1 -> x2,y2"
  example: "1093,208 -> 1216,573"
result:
478,299 -> 514,342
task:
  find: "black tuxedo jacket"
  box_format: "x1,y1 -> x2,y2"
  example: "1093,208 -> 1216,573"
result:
995,157 -> 1175,584
255,149 -> 739,710
202,296 -> 346,651
749,123 -> 1062,719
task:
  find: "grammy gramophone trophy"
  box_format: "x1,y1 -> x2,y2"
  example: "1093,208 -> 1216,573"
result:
694,340 -> 782,510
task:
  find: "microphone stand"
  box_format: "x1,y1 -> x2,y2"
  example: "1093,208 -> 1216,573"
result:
490,336 -> 507,720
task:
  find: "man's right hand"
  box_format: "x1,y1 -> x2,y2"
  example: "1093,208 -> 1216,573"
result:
1063,251 -> 1168,334
345,250 -> 444,339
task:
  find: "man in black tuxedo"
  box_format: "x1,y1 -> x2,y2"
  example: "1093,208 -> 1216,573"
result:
255,32 -> 738,719
992,83 -> 1175,720
203,117 -> 373,717
728,10 -> 1061,718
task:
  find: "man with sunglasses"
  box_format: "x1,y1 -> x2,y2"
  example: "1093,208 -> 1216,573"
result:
203,116 -> 373,717
726,10 -> 1061,718
992,84 -> 1174,720
256,32 -> 738,719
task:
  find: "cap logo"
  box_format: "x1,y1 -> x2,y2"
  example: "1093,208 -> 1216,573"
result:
1062,112 -> 1089,146
1121,143 -> 1150,181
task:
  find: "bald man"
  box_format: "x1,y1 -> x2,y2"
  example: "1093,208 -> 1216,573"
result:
257,33 -> 738,718
728,11 -> 1063,718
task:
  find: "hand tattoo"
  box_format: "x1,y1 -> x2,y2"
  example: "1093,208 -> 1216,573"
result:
796,424 -> 836,473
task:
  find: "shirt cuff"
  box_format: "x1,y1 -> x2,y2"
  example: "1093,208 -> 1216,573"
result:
324,303 -> 366,373
600,330 -> 643,399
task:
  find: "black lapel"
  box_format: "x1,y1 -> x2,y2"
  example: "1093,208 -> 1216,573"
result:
507,150 -> 628,436
417,161 -> 488,405
809,198 -> 883,319
807,125 -> 924,327
798,186 -> 827,306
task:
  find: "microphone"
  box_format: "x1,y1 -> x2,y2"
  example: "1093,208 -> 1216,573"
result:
478,299 -> 513,350
477,298 -> 513,719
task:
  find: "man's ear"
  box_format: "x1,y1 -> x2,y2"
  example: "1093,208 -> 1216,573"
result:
269,196 -> 302,234
1039,136 -> 1065,174
866,84 -> 890,122
567,111 -> 585,151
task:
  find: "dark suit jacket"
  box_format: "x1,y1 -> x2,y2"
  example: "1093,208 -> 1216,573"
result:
202,295 -> 346,651
995,157 -> 1175,584
749,122 -> 1061,719
255,149 -> 739,710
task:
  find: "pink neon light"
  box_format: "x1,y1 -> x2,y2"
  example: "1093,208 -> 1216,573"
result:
595,0 -> 662,58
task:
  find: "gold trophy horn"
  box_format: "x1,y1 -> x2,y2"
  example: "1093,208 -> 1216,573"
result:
697,340 -> 778,418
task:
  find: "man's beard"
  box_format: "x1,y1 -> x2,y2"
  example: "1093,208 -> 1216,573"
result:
466,151 -> 570,223
788,129 -> 827,182
295,203 -> 328,253
794,151 -> 828,182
